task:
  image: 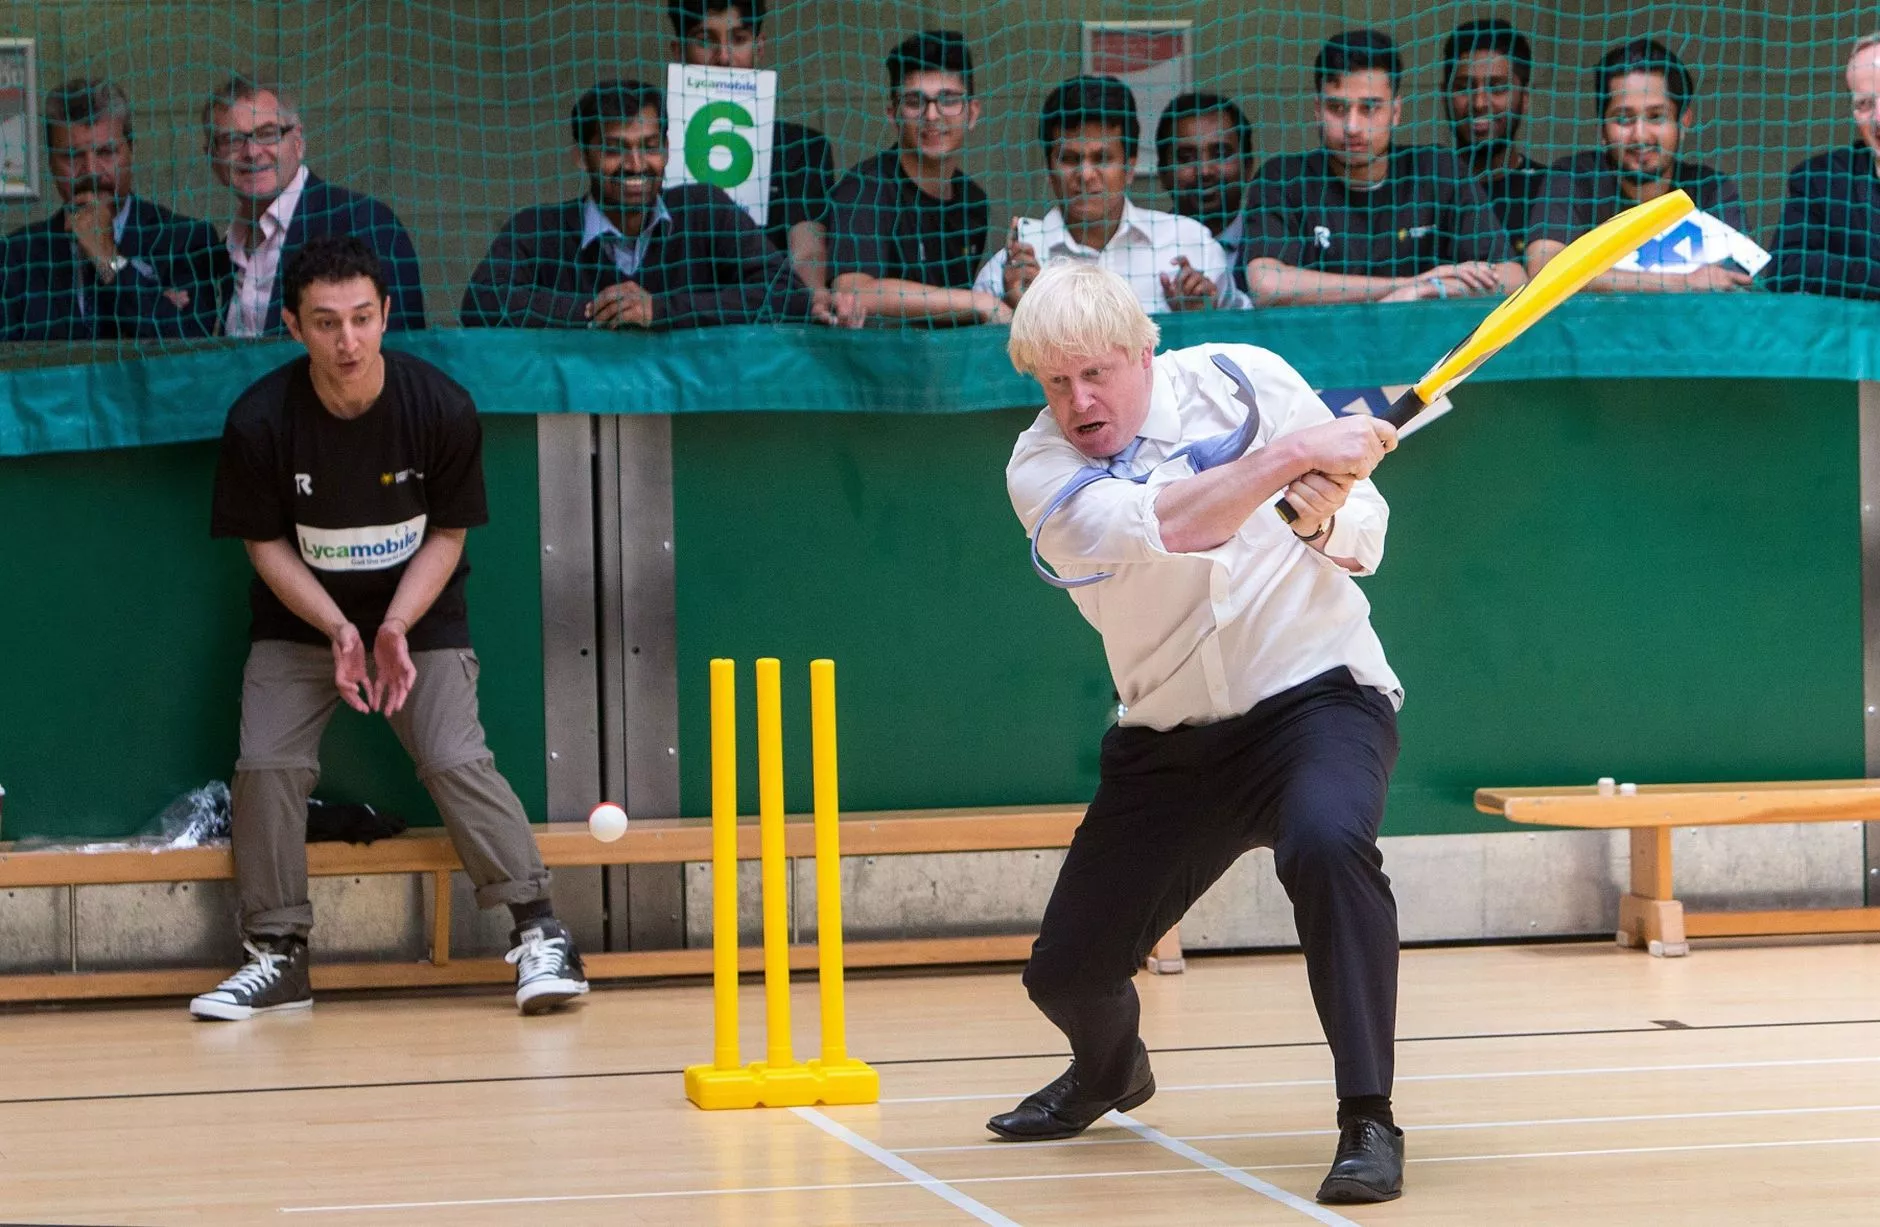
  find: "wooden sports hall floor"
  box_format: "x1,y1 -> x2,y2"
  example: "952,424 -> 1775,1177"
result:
2,939 -> 1877,1225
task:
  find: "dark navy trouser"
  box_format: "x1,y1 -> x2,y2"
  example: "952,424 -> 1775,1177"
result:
1023,666 -> 1401,1101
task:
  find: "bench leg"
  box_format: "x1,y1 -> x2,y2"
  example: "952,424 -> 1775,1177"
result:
1144,924 -> 1186,974
430,870 -> 453,966
1617,827 -> 1688,956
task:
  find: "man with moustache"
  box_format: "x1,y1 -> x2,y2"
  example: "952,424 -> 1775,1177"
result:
827,30 -> 1005,325
1441,20 -> 1547,258
1242,29 -> 1520,306
204,74 -> 426,336
1770,34 -> 1880,300
973,75 -> 1247,315
1154,91 -> 1255,290
1527,39 -> 1751,292
0,78 -> 224,340
460,79 -> 827,329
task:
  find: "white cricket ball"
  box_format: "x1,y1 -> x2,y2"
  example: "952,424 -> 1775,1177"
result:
588,802 -> 629,843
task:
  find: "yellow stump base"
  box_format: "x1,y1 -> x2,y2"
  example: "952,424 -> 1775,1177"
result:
684,1057 -> 881,1110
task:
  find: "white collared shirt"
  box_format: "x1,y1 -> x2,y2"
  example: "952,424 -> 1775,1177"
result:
580,195 -> 672,279
1007,342 -> 1400,731
973,199 -> 1252,313
224,164 -> 310,337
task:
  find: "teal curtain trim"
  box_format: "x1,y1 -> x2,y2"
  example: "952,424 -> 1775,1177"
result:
5,294 -> 1879,457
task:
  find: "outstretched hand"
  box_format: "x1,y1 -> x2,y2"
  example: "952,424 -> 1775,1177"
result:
373,619 -> 418,716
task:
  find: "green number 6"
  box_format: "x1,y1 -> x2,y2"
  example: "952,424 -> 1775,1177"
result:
685,100 -> 756,188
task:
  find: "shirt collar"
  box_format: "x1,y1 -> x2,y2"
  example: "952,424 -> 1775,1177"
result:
581,194 -> 671,248
260,165 -> 311,237
1216,211 -> 1244,249
110,196 -> 133,243
1037,197 -> 1145,256
1138,360 -> 1186,445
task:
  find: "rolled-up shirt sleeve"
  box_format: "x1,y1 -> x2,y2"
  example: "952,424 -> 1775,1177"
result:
1008,441 -> 1192,576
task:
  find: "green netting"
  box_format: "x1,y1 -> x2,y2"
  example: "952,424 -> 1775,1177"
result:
0,3 -> 1876,366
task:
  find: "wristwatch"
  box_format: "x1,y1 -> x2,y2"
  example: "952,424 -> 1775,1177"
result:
1294,515 -> 1334,543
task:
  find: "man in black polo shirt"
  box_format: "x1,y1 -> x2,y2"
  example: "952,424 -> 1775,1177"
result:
1441,20 -> 1548,259
460,80 -> 826,330
197,235 -> 587,1022
1155,91 -> 1255,290
669,0 -> 839,295
1243,30 -> 1520,307
828,30 -> 1001,325
1528,38 -> 1752,292
1770,35 -> 1880,299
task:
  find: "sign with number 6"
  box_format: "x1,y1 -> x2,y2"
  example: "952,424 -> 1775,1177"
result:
665,63 -> 776,227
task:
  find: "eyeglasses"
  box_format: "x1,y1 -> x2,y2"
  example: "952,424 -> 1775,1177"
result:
210,123 -> 298,155
896,90 -> 969,118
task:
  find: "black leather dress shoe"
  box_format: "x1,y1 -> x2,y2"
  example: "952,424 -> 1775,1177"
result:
1315,1117 -> 1405,1204
985,1045 -> 1155,1141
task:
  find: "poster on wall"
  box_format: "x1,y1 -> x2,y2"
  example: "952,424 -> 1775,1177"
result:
0,39 -> 37,198
1081,21 -> 1192,178
664,62 -> 776,227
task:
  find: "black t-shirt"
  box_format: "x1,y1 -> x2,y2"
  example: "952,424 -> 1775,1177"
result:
1242,146 -> 1514,278
828,149 -> 991,291
1481,155 -> 1548,258
1530,150 -> 1747,250
766,119 -> 835,252
210,350 -> 489,650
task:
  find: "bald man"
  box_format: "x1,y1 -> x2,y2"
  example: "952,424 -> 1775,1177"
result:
1771,35 -> 1880,299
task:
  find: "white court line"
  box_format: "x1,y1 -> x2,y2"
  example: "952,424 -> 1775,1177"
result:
1109,1111 -> 1358,1226
792,1106 -> 1022,1227
883,1054 -> 1880,1105
894,1102 -> 1880,1155
281,1132 -> 1880,1214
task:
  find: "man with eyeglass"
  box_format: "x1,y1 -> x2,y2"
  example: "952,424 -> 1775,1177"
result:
1,78 -> 225,340
827,31 -> 1002,325
204,74 -> 426,336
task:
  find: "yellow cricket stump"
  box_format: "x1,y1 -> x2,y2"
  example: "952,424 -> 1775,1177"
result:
683,657 -> 880,1110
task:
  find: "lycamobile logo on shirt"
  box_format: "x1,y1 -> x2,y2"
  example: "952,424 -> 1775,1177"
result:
298,516 -> 427,572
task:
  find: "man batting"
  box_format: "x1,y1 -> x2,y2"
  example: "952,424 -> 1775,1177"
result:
993,260 -> 1407,1204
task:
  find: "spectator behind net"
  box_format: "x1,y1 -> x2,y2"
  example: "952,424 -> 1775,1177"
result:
460,80 -> 840,329
1769,34 -> 1880,300
1526,38 -> 1752,293
1,78 -> 225,340
827,30 -> 1002,325
204,74 -> 426,336
1155,91 -> 1256,290
1441,20 -> 1547,258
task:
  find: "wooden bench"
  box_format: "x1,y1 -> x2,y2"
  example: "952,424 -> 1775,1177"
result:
1476,780 -> 1880,956
0,805 -> 1187,1002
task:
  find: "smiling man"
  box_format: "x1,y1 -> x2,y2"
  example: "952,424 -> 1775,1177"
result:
1154,91 -> 1255,288
973,75 -> 1247,315
199,235 -> 587,1023
1528,38 -> 1751,291
0,78 -> 224,340
1441,20 -> 1546,258
204,74 -> 426,336
460,79 -> 825,329
1243,29 -> 1521,306
997,260 -> 1408,1205
1769,35 -> 1880,299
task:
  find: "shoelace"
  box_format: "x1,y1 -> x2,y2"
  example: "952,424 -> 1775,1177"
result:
215,940 -> 286,995
505,932 -> 566,981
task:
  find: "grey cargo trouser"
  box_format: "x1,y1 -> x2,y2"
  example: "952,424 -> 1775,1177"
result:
231,640 -> 551,939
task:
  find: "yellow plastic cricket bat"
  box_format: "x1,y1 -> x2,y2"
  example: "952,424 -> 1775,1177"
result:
1377,188 -> 1697,428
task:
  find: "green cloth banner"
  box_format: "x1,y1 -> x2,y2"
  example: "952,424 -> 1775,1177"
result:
4,294 -> 1878,458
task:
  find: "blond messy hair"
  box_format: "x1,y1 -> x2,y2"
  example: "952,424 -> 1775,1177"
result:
1006,260 -> 1160,377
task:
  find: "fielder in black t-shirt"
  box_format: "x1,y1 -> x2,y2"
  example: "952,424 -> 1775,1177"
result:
194,234 -> 588,1025
1242,30 -> 1522,307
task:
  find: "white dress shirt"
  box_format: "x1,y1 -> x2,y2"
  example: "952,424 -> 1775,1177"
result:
1007,342 -> 1401,731
224,164 -> 310,337
973,199 -> 1252,313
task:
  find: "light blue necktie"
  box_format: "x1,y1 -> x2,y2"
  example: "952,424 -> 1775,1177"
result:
1029,353 -> 1264,588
